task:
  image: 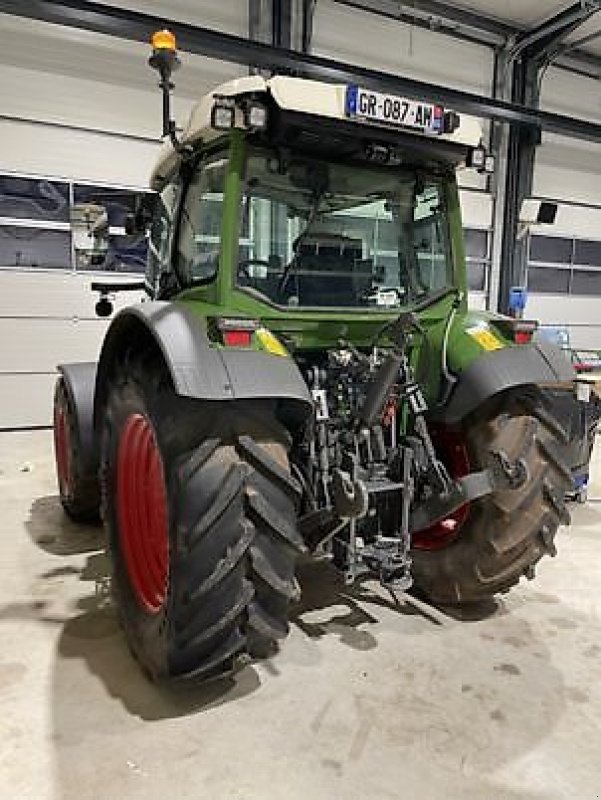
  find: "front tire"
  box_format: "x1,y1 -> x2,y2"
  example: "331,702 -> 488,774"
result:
411,391 -> 572,604
101,354 -> 304,682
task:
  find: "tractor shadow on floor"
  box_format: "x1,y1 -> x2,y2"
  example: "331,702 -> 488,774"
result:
291,557 -> 503,650
54,561 -> 261,721
26,495 -> 104,556
57,600 -> 261,721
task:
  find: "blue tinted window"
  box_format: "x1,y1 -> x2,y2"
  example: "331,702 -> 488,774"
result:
527,266 -> 570,293
0,226 -> 71,268
574,239 -> 601,268
0,176 -> 69,222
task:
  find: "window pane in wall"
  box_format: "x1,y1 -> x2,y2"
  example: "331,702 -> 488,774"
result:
0,175 -> 70,222
73,185 -> 138,227
0,226 -> 71,268
464,229 -> 488,259
571,269 -> 601,296
527,266 -> 570,293
467,261 -> 486,291
574,239 -> 601,268
529,235 -> 572,264
76,233 -> 147,273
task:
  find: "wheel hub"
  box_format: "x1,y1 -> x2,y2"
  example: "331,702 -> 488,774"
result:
117,413 -> 169,613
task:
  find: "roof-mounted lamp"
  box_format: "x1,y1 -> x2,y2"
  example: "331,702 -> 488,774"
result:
148,29 -> 186,153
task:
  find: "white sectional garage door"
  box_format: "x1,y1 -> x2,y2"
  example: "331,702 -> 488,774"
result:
0,271 -> 146,428
0,6 -> 244,428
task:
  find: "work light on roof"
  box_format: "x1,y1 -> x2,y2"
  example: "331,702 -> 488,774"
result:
467,144 -> 495,174
243,101 -> 268,131
211,96 -> 236,131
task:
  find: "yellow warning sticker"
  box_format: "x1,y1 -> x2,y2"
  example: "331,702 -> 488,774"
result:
255,327 -> 289,357
467,326 -> 504,351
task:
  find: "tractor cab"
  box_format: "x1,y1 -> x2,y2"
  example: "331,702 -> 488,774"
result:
141,33 -> 492,349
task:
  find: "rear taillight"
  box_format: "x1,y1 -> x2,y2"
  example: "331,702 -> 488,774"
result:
216,317 -> 258,348
495,318 -> 538,345
514,329 -> 534,345
223,329 -> 252,347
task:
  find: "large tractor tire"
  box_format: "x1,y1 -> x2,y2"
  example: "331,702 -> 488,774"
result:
411,390 -> 572,605
100,352 -> 304,682
53,377 -> 100,522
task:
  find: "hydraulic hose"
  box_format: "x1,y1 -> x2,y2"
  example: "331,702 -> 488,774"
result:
439,291 -> 463,404
356,352 -> 403,429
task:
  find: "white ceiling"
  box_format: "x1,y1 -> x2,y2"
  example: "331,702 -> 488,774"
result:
440,1 -> 601,57
446,0 -> 573,29
563,14 -> 601,58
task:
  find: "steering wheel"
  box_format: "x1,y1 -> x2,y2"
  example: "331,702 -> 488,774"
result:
237,258 -> 272,280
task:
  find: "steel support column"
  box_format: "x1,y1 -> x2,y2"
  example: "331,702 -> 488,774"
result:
497,2 -> 601,313
249,0 -> 313,52
486,49 -> 511,312
497,59 -> 541,314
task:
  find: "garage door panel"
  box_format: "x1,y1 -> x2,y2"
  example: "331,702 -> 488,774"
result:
0,271 -> 145,318
0,318 -> 108,373
0,373 -> 57,428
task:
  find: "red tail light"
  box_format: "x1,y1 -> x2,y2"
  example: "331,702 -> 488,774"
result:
514,330 -> 534,344
223,329 -> 252,347
216,317 -> 258,348
495,318 -> 538,345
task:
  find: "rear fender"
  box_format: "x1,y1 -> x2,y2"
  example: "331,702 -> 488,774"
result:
94,302 -> 313,429
436,341 -> 576,424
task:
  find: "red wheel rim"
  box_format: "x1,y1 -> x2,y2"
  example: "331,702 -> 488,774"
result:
117,413 -> 169,614
412,428 -> 471,551
54,402 -> 72,498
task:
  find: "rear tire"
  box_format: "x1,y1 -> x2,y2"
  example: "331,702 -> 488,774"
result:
412,391 -> 572,604
101,353 -> 304,682
53,377 -> 100,522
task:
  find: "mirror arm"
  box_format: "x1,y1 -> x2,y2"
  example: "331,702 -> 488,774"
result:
91,281 -> 146,294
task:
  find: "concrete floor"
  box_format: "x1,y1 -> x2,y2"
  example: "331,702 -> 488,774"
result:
1,431 -> 600,800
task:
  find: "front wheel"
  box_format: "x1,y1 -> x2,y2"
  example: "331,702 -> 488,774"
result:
101,354 -> 304,682
411,391 -> 573,604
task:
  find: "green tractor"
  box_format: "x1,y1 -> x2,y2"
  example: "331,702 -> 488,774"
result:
53,31 -> 576,683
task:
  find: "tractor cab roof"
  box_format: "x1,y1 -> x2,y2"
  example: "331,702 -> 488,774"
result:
151,74 -> 484,190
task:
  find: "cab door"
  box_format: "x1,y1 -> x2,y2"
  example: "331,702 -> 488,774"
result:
146,180 -> 180,298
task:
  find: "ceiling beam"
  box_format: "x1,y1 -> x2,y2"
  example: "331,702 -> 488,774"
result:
1,0 -> 601,142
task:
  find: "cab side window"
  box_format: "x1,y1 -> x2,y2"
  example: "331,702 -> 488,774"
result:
146,181 -> 178,296
176,155 -> 227,285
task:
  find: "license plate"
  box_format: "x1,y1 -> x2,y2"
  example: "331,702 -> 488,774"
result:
345,85 -> 443,135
